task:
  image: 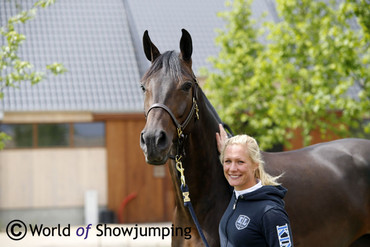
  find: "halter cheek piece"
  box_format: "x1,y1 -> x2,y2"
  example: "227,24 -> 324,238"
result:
145,82 -> 199,139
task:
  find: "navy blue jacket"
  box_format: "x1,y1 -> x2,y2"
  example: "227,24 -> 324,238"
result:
219,185 -> 293,247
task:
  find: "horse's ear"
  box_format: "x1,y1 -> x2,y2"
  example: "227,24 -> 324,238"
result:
179,29 -> 192,63
143,30 -> 161,63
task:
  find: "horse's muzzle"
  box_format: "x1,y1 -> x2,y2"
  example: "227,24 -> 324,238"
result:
140,129 -> 171,165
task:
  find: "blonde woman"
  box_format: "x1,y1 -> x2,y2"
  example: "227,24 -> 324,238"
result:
216,124 -> 293,247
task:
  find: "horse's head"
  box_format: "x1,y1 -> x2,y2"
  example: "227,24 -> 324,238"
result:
140,29 -> 199,165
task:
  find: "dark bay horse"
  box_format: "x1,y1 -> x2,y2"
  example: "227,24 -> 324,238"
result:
139,29 -> 370,246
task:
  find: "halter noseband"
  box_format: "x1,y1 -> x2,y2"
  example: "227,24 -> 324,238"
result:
145,82 -> 199,138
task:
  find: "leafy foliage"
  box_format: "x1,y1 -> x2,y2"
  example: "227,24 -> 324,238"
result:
0,0 -> 66,149
0,131 -> 11,150
204,0 -> 370,149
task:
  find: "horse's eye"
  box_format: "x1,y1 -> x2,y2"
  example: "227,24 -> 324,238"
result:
181,82 -> 193,92
140,84 -> 146,93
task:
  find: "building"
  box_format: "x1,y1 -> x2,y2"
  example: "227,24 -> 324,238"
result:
0,0 -> 229,226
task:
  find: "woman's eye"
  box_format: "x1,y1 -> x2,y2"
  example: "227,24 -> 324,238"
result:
181,82 -> 192,92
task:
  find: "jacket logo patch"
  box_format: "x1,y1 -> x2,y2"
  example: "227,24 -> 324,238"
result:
276,224 -> 292,247
235,215 -> 250,230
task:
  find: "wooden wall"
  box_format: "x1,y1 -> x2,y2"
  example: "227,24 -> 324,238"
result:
0,148 -> 107,208
100,114 -> 174,223
286,126 -> 342,150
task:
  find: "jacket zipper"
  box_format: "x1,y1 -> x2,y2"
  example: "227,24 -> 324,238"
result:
233,196 -> 238,210
223,195 -> 238,246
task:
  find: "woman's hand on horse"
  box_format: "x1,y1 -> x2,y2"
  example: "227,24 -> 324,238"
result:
216,124 -> 228,153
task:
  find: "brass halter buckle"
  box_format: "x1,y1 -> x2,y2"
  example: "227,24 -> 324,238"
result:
175,155 -> 186,187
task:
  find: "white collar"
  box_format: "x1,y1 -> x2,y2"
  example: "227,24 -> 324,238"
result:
234,180 -> 262,198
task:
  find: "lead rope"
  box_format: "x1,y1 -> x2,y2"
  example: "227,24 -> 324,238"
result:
175,155 -> 210,247
175,124 -> 210,247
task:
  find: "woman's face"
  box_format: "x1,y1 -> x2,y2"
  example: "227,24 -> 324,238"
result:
223,143 -> 258,191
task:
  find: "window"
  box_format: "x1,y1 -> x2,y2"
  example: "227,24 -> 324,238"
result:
0,122 -> 105,149
38,124 -> 70,147
0,124 -> 33,148
74,122 -> 105,147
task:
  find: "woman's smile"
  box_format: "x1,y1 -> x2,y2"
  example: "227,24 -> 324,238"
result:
223,144 -> 258,191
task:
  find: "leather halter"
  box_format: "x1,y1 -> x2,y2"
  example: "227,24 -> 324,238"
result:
145,82 -> 199,138
143,80 -> 210,247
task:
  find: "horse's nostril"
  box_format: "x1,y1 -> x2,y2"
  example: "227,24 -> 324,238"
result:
140,131 -> 146,145
157,130 -> 167,148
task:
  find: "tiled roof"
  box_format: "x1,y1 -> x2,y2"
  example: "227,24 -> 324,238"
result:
124,0 -> 228,76
0,0 -> 360,113
124,0 -> 283,77
0,0 -> 143,112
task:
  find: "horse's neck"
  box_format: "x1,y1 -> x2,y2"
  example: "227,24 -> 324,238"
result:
175,94 -> 231,209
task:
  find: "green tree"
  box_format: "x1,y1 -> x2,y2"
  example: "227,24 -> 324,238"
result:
204,0 -> 370,149
0,0 -> 66,149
